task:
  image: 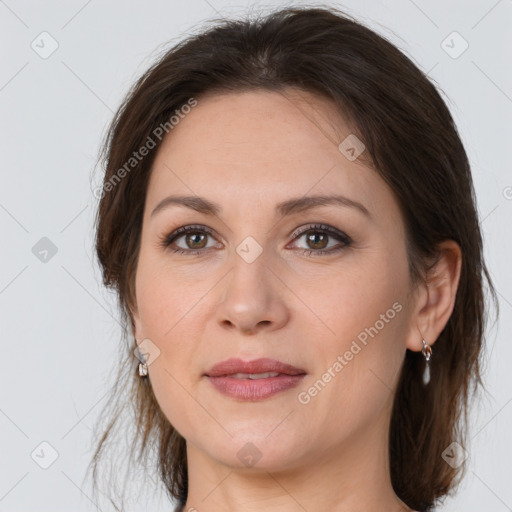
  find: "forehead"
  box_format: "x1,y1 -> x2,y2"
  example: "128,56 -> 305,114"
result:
145,88 -> 398,225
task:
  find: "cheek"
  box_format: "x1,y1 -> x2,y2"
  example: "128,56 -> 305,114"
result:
135,275 -> 203,436
136,249 -> 194,336
323,259 -> 404,339
312,252 -> 409,402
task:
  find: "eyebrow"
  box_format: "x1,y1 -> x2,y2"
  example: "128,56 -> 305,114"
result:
150,194 -> 372,220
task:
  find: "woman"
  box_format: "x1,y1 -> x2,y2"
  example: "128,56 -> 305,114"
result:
89,5 -> 498,512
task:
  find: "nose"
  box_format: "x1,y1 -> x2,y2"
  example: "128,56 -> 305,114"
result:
215,251 -> 290,335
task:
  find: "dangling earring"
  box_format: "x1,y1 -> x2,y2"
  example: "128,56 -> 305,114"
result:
421,339 -> 432,385
135,343 -> 148,378
138,358 -> 148,377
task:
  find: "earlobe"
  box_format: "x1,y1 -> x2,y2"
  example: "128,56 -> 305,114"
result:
408,240 -> 462,351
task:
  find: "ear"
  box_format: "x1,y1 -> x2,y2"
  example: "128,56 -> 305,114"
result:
406,240 -> 462,352
130,300 -> 145,343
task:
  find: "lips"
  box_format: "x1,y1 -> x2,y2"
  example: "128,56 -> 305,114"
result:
204,357 -> 307,401
204,357 -> 306,378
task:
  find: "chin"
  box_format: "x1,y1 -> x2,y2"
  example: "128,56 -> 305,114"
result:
201,433 -> 308,472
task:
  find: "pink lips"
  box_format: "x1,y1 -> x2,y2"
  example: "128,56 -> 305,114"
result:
204,357 -> 307,401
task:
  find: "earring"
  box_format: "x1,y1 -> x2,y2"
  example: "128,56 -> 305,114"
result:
138,359 -> 148,377
421,339 -> 432,385
135,344 -> 149,378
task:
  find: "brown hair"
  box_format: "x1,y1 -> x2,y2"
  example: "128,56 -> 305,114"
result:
88,5 -> 498,511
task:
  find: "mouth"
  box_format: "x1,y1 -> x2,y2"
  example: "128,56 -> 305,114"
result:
204,357 -> 307,378
204,358 -> 307,401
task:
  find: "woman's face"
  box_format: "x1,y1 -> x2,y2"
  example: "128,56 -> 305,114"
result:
132,88 -> 420,472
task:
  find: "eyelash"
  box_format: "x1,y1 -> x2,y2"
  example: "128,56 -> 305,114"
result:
158,223 -> 352,257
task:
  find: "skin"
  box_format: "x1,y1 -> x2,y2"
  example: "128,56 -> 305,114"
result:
131,88 -> 462,512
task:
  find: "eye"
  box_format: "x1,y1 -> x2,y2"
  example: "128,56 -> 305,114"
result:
159,225 -> 219,256
159,223 -> 352,257
288,223 -> 352,256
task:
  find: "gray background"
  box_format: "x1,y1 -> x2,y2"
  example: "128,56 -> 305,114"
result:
0,0 -> 510,510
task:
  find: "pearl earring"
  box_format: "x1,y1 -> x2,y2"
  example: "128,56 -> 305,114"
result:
421,339 -> 432,385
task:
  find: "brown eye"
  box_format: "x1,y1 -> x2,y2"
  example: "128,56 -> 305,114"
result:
289,224 -> 352,256
183,232 -> 208,249
160,223 -> 351,257
160,225 -> 218,255
304,231 -> 329,250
